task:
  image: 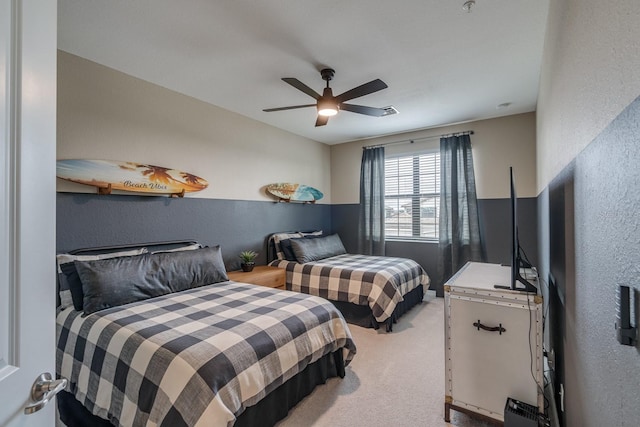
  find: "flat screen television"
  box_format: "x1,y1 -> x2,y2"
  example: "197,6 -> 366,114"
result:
495,167 -> 537,292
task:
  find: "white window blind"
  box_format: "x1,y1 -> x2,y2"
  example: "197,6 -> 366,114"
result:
384,151 -> 440,240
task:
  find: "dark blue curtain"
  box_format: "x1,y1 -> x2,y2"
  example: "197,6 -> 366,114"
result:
438,134 -> 484,283
358,147 -> 385,255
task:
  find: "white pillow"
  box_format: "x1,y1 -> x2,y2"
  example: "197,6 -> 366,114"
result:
271,232 -> 303,260
150,243 -> 202,254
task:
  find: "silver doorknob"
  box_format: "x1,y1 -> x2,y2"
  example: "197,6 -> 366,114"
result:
24,372 -> 67,414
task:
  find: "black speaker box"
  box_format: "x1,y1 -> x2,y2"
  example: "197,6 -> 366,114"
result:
504,397 -> 538,427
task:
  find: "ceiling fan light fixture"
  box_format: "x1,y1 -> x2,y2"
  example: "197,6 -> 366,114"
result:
318,108 -> 338,117
317,98 -> 338,116
263,68 -> 388,126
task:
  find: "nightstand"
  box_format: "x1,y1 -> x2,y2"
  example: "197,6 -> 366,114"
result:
227,265 -> 285,290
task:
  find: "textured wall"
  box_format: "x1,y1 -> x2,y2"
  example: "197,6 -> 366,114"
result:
570,99 -> 639,426
537,0 -> 640,193
536,0 -> 640,425
57,193 -> 332,270
542,96 -> 640,427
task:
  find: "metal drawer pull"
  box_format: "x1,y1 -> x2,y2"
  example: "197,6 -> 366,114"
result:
473,320 -> 506,335
24,373 -> 68,414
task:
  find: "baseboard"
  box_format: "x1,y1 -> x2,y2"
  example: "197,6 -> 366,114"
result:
424,289 -> 437,301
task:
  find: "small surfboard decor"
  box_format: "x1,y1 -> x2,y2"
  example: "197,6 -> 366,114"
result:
266,183 -> 323,203
56,159 -> 208,197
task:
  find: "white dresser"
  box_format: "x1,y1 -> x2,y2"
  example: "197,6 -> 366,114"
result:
444,262 -> 543,424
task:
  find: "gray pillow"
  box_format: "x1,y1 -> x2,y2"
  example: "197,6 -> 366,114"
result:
280,234 -> 323,261
76,246 -> 228,315
56,248 -> 148,310
290,234 -> 347,263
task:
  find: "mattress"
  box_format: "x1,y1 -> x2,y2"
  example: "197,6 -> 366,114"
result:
57,281 -> 356,427
270,253 -> 430,324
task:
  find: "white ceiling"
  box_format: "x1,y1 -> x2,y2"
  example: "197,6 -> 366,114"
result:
58,0 -> 549,145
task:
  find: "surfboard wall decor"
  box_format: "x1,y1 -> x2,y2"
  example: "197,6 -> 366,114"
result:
266,183 -> 323,203
56,159 -> 208,197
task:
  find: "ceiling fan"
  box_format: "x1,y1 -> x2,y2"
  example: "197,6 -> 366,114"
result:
263,68 -> 388,127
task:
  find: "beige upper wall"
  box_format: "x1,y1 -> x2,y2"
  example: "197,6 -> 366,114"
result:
57,51 -> 331,203
537,0 -> 640,192
58,51 -> 539,205
331,112 -> 536,204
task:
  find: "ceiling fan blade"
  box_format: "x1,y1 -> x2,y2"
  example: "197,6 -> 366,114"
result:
336,79 -> 388,103
315,115 -> 329,127
282,78 -> 321,100
263,104 -> 316,112
340,103 -> 387,117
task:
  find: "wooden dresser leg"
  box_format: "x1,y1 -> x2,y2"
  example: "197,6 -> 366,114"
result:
444,401 -> 451,422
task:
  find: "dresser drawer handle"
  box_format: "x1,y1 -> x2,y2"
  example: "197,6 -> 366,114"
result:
473,320 -> 506,335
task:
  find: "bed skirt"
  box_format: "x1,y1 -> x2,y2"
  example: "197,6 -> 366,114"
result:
57,350 -> 345,427
330,284 -> 424,332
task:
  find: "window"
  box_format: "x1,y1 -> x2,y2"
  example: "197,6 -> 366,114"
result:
384,151 -> 440,240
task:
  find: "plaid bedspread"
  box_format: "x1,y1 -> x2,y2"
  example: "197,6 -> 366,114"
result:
269,254 -> 430,323
57,281 -> 356,427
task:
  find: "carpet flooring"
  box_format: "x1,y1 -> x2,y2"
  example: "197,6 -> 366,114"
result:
277,295 -> 493,427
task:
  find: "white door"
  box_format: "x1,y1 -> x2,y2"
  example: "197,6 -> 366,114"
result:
0,0 -> 58,425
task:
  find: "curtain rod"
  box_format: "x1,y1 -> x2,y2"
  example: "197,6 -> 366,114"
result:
363,130 -> 474,149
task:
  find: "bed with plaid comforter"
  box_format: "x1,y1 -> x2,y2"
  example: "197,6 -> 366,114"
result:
57,281 -> 356,427
269,253 -> 430,325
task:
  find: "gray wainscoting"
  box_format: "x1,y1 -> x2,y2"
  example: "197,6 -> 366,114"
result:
56,193 -> 332,270
330,204 -> 360,254
479,197 -> 538,267
57,192 -> 537,297
538,96 -> 640,427
331,198 -> 538,296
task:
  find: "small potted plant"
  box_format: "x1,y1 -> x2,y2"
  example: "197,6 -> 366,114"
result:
239,250 -> 258,272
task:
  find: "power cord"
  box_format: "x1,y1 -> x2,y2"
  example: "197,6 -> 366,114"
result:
521,249 -> 550,418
